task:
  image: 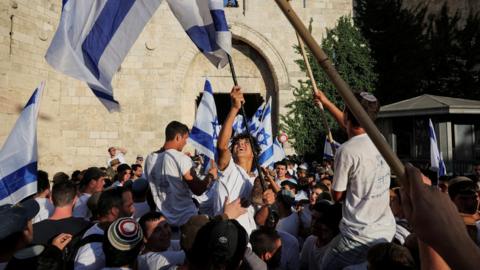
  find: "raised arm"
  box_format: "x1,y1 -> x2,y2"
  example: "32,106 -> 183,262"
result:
313,90 -> 346,130
217,86 -> 244,170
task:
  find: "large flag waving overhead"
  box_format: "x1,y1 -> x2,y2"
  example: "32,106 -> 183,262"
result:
167,0 -> 231,68
256,98 -> 274,167
429,119 -> 447,177
0,82 -> 45,205
46,0 -> 162,111
189,80 -> 220,167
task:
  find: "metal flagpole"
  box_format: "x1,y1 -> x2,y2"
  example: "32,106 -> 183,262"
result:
274,0 -> 405,179
227,54 -> 268,191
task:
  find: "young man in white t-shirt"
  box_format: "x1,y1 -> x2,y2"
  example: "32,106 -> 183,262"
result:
74,187 -> 135,270
214,86 -> 269,236
314,90 -> 396,269
73,167 -> 106,220
145,121 -> 216,228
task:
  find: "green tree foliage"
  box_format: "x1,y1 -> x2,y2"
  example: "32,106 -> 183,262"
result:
280,16 -> 377,157
355,0 -> 480,104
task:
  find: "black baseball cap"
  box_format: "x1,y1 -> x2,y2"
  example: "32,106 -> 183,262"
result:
0,199 -> 39,240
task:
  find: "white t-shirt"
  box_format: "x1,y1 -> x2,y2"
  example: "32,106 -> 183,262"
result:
332,133 -> 395,244
213,158 -> 257,236
145,149 -> 196,227
299,235 -> 328,270
73,193 -> 92,220
108,153 -> 126,166
133,201 -> 151,221
278,230 -> 300,270
137,240 -> 185,270
32,197 -> 54,224
277,212 -> 300,238
193,181 -> 217,217
74,223 -> 105,270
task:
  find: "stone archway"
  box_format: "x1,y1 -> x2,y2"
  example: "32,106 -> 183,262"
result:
174,22 -> 290,134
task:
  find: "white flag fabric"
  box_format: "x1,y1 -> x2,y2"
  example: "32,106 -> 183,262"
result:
256,98 -> 275,167
248,101 -> 266,136
323,136 -> 341,160
272,137 -> 286,165
232,114 -> 246,136
167,0 -> 232,68
46,0 -> 162,111
188,80 -> 220,166
0,82 -> 45,205
429,119 -> 447,176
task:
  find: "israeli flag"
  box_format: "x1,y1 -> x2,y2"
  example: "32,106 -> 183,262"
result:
0,82 -> 45,205
272,138 -> 286,165
46,0 -> 162,111
429,119 -> 447,176
189,80 -> 220,167
232,114 -> 246,136
168,0 -> 231,68
249,102 -> 266,136
323,136 -> 341,160
256,98 -> 275,167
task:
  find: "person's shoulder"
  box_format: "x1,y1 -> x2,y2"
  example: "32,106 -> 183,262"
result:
278,230 -> 298,244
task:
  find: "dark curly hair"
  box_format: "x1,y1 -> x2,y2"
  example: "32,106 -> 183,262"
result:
229,132 -> 261,155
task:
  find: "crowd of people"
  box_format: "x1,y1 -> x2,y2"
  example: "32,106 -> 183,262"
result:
0,86 -> 480,270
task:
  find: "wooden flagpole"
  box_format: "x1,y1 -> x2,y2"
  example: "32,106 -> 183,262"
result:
274,0 -> 405,179
295,31 -> 337,154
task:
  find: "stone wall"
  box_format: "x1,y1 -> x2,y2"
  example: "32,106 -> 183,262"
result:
0,0 -> 352,175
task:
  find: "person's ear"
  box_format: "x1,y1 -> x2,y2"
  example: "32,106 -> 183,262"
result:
262,252 -> 272,261
111,207 -> 120,218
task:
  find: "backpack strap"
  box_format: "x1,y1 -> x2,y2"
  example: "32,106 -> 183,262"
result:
77,234 -> 104,248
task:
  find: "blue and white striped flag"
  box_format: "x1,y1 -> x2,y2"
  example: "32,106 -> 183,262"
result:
189,80 -> 220,167
256,98 -> 274,167
232,114 -> 246,136
249,102 -> 265,136
323,136 -> 341,160
272,137 -> 286,166
46,0 -> 162,111
429,119 -> 447,177
168,0 -> 231,68
0,82 -> 45,205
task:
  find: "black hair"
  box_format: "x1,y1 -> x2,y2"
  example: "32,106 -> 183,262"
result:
52,180 -> 77,207
344,91 -> 380,128
52,172 -> 69,184
249,228 -> 280,257
312,202 -> 342,234
138,211 -> 165,235
229,132 -> 261,156
96,187 -> 124,218
165,121 -> 189,141
313,183 -> 329,191
274,160 -> 287,168
37,170 -> 50,193
367,242 -> 416,270
131,164 -> 142,172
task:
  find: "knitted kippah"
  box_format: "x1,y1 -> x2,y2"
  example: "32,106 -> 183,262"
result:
107,217 -> 143,251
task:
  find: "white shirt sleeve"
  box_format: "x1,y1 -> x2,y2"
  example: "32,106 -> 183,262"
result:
332,147 -> 352,192
177,152 -> 194,176
74,242 -> 105,270
213,158 -> 236,215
